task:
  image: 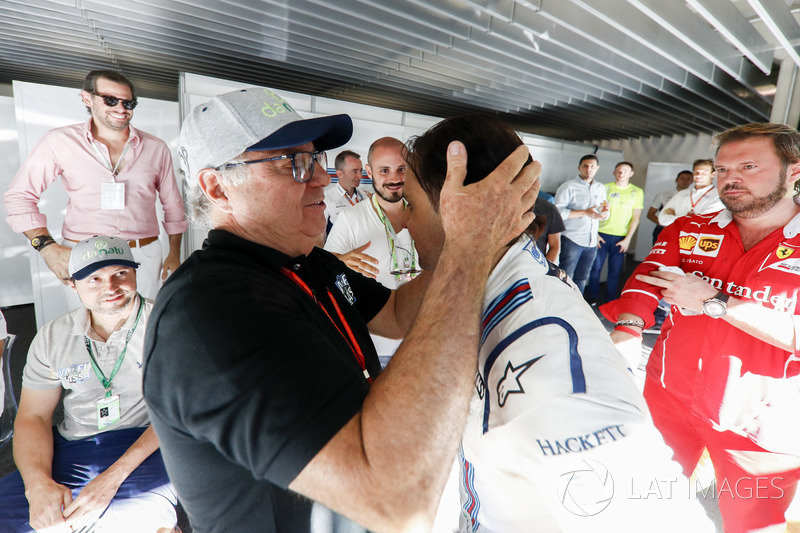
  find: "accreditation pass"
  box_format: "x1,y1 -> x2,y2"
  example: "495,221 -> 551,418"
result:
96,395 -> 121,429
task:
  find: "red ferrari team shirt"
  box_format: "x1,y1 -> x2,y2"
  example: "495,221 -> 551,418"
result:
602,210 -> 800,451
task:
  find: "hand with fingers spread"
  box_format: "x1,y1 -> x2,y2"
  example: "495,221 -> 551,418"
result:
335,241 -> 380,279
438,142 -> 540,260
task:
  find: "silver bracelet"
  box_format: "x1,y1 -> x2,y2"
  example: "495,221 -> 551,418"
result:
616,319 -> 645,328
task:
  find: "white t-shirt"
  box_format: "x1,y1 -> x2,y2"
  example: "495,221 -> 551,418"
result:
458,237 -> 714,532
22,296 -> 152,440
657,184 -> 724,227
649,189 -> 678,222
324,200 -> 417,361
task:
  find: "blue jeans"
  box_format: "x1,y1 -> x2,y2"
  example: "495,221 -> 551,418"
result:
0,426 -> 176,532
587,233 -> 626,302
559,236 -> 597,294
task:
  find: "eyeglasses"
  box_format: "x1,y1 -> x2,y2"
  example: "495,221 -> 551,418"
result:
223,150 -> 327,183
93,92 -> 138,111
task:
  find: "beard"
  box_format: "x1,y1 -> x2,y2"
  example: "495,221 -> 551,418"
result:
92,107 -> 131,132
374,184 -> 404,203
87,290 -> 136,316
720,167 -> 788,219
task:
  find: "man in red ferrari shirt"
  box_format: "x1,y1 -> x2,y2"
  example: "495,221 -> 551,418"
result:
602,123 -> 800,533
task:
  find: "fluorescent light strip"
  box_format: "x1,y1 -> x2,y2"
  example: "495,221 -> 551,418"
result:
628,0 -> 739,80
686,0 -> 771,74
746,0 -> 800,69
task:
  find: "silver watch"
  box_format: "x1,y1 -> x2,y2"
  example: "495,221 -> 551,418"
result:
702,292 -> 729,319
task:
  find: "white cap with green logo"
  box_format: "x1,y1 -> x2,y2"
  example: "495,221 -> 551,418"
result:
177,87 -> 353,187
68,236 -> 139,280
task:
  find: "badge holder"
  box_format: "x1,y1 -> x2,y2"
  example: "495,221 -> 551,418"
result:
101,181 -> 126,210
92,139 -> 129,210
97,393 -> 121,429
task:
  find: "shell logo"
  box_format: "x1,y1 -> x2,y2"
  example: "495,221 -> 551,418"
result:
678,236 -> 697,251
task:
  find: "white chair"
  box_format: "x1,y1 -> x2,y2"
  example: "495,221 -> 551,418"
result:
0,334 -> 17,449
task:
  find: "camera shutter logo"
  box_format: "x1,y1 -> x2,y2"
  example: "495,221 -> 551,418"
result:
557,459 -> 614,517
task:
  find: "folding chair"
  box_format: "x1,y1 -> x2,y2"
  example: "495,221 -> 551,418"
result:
0,334 -> 18,448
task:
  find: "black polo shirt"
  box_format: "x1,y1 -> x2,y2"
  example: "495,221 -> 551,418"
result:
143,229 -> 389,532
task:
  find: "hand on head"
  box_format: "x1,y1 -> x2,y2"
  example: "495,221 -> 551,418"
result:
439,141 -> 539,258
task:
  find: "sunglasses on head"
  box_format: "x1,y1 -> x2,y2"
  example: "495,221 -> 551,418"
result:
93,92 -> 138,111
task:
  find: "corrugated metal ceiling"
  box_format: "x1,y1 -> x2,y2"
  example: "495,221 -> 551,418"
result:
1,0 -> 798,141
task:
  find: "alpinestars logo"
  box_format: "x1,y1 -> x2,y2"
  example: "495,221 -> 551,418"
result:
497,356 -> 542,407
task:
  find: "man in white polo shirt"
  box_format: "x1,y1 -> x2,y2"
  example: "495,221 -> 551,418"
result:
323,149 -> 369,234
0,236 -> 176,533
658,159 -> 724,226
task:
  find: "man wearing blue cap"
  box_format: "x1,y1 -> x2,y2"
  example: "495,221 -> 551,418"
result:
0,235 -> 177,532
143,87 -> 539,532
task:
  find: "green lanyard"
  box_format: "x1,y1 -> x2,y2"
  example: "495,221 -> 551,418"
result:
83,295 -> 144,398
371,194 -> 419,281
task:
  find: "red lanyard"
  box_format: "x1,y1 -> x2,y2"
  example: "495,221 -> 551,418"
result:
280,267 -> 372,383
690,186 -> 712,210
344,190 -> 363,206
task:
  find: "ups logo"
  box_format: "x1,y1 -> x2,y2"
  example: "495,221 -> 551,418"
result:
678,236 -> 697,250
698,237 -> 721,252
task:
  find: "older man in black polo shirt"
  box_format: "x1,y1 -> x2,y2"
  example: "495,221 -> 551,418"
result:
142,87 -> 538,532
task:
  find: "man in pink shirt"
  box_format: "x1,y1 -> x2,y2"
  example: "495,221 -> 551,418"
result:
3,70 -> 188,300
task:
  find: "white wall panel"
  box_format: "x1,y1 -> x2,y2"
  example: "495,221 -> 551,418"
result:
0,95 -> 28,308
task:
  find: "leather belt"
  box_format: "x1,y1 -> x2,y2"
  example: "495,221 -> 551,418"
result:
65,236 -> 158,248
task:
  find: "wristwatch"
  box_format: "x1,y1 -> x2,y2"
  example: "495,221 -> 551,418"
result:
702,291 -> 730,319
30,235 -> 56,252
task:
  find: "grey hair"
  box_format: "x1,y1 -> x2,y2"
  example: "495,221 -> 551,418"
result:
184,154 -> 253,228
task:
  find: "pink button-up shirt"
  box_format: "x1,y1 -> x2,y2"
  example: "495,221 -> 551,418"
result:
4,120 -> 188,240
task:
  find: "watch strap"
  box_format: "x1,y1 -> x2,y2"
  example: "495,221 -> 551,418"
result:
31,235 -> 56,252
702,291 -> 729,318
